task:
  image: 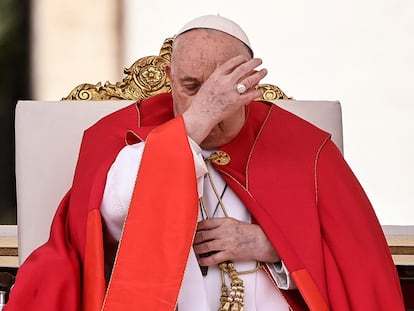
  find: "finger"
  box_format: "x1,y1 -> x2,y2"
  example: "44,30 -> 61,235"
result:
217,55 -> 250,74
197,250 -> 232,266
230,58 -> 264,82
239,68 -> 268,91
193,239 -> 222,255
194,228 -> 215,245
196,217 -> 227,231
194,218 -> 230,244
235,87 -> 264,105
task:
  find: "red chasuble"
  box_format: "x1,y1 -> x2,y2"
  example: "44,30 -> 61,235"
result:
5,93 -> 405,310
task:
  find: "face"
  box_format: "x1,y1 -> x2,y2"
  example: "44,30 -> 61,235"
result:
167,29 -> 252,149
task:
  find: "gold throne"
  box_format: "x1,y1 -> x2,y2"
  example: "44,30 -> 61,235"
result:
63,37 -> 291,102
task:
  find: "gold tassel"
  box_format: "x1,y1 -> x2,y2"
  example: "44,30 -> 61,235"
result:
218,262 -> 245,311
221,302 -> 231,311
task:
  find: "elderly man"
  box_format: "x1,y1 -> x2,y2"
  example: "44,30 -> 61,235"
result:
6,15 -> 404,311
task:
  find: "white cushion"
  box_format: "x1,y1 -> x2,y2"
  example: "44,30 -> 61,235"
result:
15,100 -> 133,263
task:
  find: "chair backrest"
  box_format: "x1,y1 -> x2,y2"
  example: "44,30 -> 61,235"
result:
15,99 -> 343,264
15,100 -> 133,263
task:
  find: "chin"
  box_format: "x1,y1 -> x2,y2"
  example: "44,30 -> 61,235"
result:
200,124 -> 240,150
200,133 -> 230,150
200,140 -> 219,150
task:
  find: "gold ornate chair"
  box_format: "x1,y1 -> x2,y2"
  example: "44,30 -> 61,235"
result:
63,37 -> 290,102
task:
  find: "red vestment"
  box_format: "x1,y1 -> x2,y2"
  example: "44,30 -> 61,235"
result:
5,93 -> 405,310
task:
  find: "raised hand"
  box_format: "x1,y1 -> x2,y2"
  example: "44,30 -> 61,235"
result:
182,55 -> 267,146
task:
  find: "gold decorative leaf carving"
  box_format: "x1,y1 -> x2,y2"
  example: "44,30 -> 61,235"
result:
258,83 -> 291,101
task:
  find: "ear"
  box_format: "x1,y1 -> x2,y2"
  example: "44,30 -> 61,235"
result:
166,65 -> 171,79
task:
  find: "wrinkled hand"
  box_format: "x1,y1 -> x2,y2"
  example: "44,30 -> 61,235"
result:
183,56 -> 267,144
193,217 -> 280,267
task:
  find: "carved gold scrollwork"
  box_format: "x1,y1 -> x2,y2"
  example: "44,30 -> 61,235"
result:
63,36 -> 290,101
63,38 -> 173,101
258,83 -> 291,101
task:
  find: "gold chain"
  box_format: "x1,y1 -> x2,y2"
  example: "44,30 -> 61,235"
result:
202,156 -> 262,311
202,155 -> 229,218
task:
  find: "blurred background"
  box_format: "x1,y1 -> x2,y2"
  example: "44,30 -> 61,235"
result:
0,0 -> 30,224
1,0 -> 413,225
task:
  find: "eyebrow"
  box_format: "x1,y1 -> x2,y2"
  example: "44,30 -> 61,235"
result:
179,76 -> 200,83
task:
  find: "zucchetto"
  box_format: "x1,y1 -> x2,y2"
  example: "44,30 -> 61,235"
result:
176,15 -> 253,55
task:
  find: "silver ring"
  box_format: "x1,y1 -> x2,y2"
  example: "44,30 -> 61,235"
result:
236,83 -> 247,94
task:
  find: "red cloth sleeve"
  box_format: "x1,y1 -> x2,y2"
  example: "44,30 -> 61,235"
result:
316,140 -> 405,310
4,192 -> 82,311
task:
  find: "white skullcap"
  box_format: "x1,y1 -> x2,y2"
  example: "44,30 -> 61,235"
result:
176,15 -> 253,55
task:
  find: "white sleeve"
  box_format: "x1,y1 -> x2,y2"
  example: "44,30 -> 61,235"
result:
188,138 -> 208,197
100,142 -> 145,242
267,261 -> 297,290
101,138 -> 207,243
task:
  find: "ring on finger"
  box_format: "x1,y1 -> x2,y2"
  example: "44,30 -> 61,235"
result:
236,82 -> 247,94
